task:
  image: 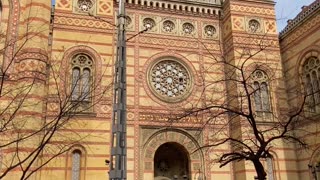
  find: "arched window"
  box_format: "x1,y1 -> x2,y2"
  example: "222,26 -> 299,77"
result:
71,150 -> 81,180
251,70 -> 271,112
303,56 -> 320,112
70,54 -> 93,102
309,149 -> 320,180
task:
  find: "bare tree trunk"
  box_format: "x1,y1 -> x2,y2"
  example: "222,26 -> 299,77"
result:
253,160 -> 266,180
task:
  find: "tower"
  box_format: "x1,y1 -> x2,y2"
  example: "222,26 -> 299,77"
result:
222,0 -> 297,179
0,0 -> 51,179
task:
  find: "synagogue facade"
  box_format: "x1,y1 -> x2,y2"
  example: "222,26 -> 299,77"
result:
0,0 -> 320,180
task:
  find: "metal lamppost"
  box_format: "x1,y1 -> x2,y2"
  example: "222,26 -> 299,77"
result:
109,0 -> 127,179
309,164 -> 320,180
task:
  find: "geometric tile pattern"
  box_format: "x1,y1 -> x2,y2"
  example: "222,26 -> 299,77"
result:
97,0 -> 112,16
230,4 -> 274,15
57,0 -> 72,10
55,16 -> 114,30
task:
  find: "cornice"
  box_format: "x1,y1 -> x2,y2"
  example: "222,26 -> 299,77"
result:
163,0 -> 223,6
232,0 -> 275,5
115,0 -> 223,16
279,0 -> 320,39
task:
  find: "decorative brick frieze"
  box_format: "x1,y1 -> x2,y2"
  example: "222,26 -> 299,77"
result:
54,14 -> 115,30
280,0 -> 320,38
15,50 -> 48,63
116,0 -> 222,16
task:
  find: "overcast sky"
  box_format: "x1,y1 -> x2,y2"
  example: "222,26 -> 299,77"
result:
275,0 -> 315,32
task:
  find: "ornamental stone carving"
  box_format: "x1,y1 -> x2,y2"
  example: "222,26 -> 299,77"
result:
115,0 -> 222,16
74,0 -> 95,13
72,54 -> 93,68
182,22 -> 194,34
143,18 -> 156,29
125,14 -> 135,31
248,19 -> 260,32
162,20 -> 175,33
204,25 -> 217,38
140,16 -> 158,33
251,69 -> 268,82
148,59 -> 192,102
125,16 -> 132,27
246,17 -> 264,33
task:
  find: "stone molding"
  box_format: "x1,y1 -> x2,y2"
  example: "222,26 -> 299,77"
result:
280,0 -> 320,38
116,0 -> 222,16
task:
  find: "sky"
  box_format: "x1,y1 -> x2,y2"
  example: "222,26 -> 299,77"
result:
274,0 -> 315,32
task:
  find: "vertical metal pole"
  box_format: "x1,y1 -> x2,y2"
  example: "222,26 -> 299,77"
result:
110,0 -> 126,179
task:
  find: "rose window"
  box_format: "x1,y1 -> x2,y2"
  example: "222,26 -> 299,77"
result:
149,60 -> 192,101
248,19 -> 260,32
182,23 -> 194,34
163,20 -> 175,32
204,25 -> 216,37
143,18 -> 156,29
77,0 -> 93,12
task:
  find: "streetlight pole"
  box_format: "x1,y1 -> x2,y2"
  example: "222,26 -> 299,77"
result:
109,0 -> 127,179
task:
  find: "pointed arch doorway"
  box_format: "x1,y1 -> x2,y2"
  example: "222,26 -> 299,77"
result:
154,142 -> 190,180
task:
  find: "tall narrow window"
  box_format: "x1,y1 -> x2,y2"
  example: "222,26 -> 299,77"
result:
71,54 -> 93,102
71,150 -> 81,180
71,68 -> 80,100
251,70 -> 272,120
303,56 -> 320,112
261,82 -> 270,112
251,70 -> 271,114
266,157 -> 275,180
82,68 -> 90,101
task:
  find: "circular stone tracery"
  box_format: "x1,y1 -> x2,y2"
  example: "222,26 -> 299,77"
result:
204,25 -> 216,37
163,20 -> 175,32
248,19 -> 260,32
303,56 -> 320,73
143,18 -> 156,29
149,60 -> 192,102
182,23 -> 194,34
77,0 -> 93,12
125,16 -> 132,27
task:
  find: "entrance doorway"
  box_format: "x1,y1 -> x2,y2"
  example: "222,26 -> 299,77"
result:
154,142 -> 190,180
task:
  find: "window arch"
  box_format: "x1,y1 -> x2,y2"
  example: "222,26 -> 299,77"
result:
251,69 -> 271,112
309,148 -> 320,180
70,54 -> 93,102
71,150 -> 81,180
303,56 -> 320,112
